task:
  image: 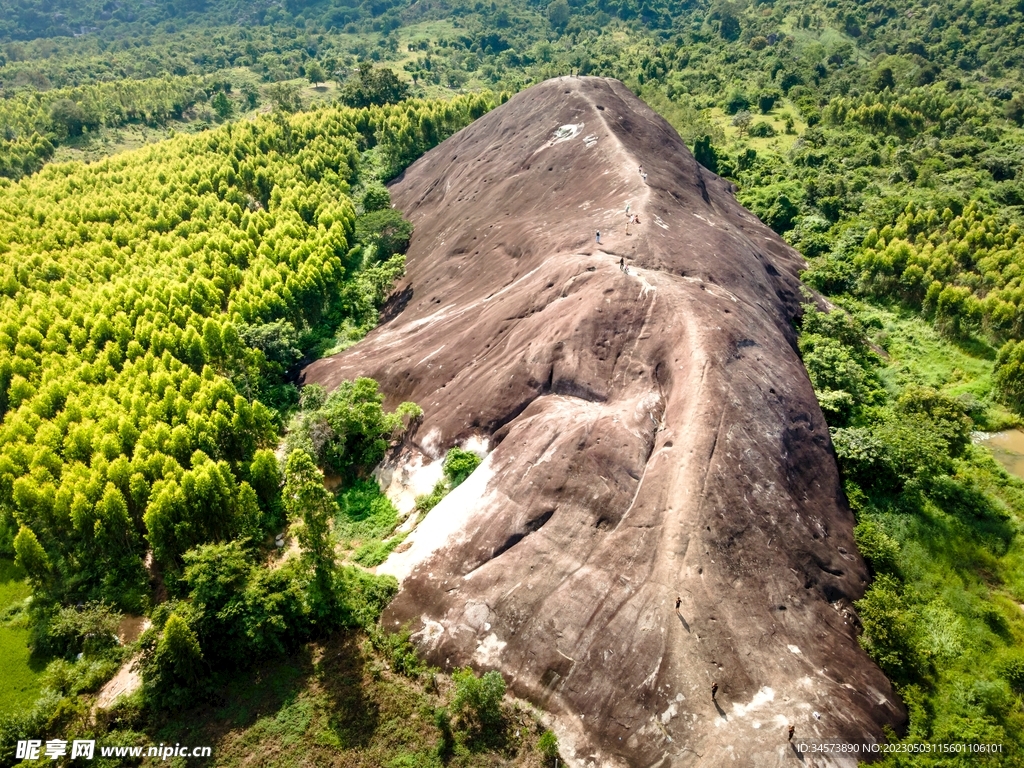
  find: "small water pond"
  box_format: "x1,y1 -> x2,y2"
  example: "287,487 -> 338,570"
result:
975,429 -> 1024,479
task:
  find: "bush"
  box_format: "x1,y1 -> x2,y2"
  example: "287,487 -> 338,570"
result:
757,90 -> 780,113
336,567 -> 398,629
42,602 -> 122,659
538,729 -> 559,761
994,340 -> 1024,412
832,426 -> 897,491
692,135 -> 720,173
355,209 -> 414,259
144,614 -> 204,710
352,537 -> 403,567
853,519 -> 900,575
442,448 -> 481,487
369,627 -> 427,677
998,652 -> 1024,693
336,479 -> 401,543
855,575 -> 927,685
362,185 -> 392,213
894,386 -> 972,456
340,64 -> 409,108
763,193 -> 799,233
724,90 -> 749,114
288,378 -> 421,477
452,667 -> 506,731
414,480 -> 447,514
748,121 -> 776,137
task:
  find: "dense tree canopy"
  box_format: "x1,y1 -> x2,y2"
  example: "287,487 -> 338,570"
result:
2,92 -> 495,611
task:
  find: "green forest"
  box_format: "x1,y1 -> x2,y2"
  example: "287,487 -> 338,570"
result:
1,0 -> 1024,763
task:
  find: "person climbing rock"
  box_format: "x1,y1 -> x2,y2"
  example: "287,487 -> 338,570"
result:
788,725 -> 795,741
619,257 -> 625,271
675,596 -> 682,610
711,682 -> 718,700
596,231 -> 601,244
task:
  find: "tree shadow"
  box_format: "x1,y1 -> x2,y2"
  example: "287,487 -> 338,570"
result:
153,644 -> 316,745
949,333 -> 996,361
317,631 -> 380,749
152,630 -> 379,752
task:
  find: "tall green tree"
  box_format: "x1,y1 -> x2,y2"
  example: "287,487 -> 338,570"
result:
147,614 -> 205,709
13,525 -> 51,592
284,449 -> 339,624
306,61 -> 326,87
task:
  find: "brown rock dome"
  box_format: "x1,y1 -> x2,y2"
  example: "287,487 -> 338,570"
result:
302,76 -> 904,767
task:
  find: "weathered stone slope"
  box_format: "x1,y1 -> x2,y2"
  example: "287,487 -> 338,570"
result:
302,76 -> 904,767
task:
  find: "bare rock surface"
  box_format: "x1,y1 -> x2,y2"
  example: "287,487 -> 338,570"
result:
302,76 -> 904,767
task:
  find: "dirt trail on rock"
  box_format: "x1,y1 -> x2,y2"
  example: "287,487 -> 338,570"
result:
303,77 -> 903,767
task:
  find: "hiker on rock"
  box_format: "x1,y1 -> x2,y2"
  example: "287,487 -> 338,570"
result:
711,682 -> 718,700
596,231 -> 601,244
619,257 -> 625,271
788,725 -> 795,741
675,596 -> 682,610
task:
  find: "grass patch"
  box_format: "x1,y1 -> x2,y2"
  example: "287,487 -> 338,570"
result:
836,297 -> 1017,429
152,631 -> 553,767
335,479 -> 401,550
0,559 -> 45,715
352,536 -> 406,568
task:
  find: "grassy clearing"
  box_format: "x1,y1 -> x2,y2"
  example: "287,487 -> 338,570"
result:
838,298 -> 1018,429
704,104 -> 805,154
0,559 -> 45,715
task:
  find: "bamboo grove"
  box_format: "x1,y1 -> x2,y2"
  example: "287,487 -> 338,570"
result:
0,91 -> 496,611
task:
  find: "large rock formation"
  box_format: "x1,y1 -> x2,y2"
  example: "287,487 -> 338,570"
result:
302,76 -> 904,766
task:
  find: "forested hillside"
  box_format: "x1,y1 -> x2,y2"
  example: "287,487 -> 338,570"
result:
1,0 -> 1024,763
0,91 -> 531,765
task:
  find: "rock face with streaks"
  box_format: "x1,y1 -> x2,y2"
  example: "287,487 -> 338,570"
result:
302,76 -> 904,767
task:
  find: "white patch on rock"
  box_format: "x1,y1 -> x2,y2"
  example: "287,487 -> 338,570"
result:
411,617 -> 446,652
417,344 -> 447,364
460,435 -> 490,457
731,687 -> 775,718
377,453 -> 497,583
463,600 -> 491,631
552,123 -> 583,143
660,702 -> 678,724
375,450 -> 445,518
421,428 -> 443,457
473,633 -> 506,666
788,644 -> 802,655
